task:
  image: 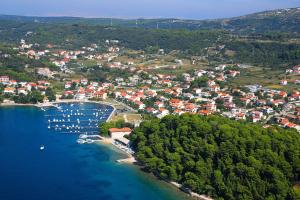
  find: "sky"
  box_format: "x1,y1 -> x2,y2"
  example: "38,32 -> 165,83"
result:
1,0 -> 300,19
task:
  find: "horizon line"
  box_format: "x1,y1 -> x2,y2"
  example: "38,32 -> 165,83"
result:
0,6 -> 299,21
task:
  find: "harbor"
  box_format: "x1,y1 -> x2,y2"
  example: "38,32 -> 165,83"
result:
43,102 -> 136,157
44,103 -> 113,135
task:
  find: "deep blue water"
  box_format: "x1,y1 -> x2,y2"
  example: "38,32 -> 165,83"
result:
0,104 -> 189,200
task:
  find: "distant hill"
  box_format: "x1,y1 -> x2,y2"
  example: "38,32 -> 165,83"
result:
0,7 -> 300,33
0,7 -> 299,69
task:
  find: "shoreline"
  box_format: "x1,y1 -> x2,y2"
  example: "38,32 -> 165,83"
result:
97,136 -> 137,164
97,136 -> 210,200
0,101 -> 207,199
0,99 -> 117,122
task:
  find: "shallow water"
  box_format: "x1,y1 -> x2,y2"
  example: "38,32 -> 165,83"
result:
0,104 -> 189,200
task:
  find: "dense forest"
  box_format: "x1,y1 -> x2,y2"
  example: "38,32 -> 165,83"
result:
130,114 -> 300,200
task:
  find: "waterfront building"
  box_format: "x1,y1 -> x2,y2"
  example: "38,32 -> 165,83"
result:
109,127 -> 132,139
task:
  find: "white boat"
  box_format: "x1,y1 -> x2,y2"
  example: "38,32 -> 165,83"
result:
77,139 -> 86,144
40,145 -> 45,151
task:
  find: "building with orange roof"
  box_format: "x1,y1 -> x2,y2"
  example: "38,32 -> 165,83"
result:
198,110 -> 212,116
4,87 -> 15,94
109,127 -> 132,139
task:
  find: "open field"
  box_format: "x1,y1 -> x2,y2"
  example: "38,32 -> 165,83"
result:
231,66 -> 300,91
111,113 -> 142,123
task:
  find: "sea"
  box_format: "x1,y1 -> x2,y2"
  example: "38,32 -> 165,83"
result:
0,103 -> 189,200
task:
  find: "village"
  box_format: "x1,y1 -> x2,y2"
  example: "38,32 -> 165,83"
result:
0,38 -> 300,134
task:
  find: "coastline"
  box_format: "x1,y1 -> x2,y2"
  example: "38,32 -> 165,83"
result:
0,100 -> 206,200
97,136 -> 137,164
97,136 -> 210,200
0,99 -> 117,122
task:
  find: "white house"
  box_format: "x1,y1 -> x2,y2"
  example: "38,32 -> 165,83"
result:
109,128 -> 132,140
0,76 -> 9,83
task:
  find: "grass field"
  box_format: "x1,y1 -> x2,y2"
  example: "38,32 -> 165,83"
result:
111,113 -> 142,124
231,66 -> 299,91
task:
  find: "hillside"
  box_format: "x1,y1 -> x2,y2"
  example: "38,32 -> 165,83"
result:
0,7 -> 299,70
0,21 -> 299,69
130,114 -> 300,200
0,7 -> 300,33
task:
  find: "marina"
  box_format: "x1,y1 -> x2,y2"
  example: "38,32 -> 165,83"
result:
44,103 -> 114,136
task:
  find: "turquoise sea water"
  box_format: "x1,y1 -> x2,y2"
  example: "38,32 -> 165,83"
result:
0,104 -> 189,200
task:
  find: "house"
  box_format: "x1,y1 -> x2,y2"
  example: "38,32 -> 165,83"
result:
18,88 -> 28,95
291,92 -> 300,100
216,75 -> 225,82
37,68 -> 53,78
193,88 -> 202,95
154,101 -> 164,108
65,82 -> 72,89
224,102 -> 236,110
85,88 -> 95,98
278,91 -> 287,98
183,93 -> 194,100
198,110 -> 212,116
91,82 -> 99,87
75,89 -> 86,100
169,99 -> 184,108
215,64 -> 227,71
251,111 -> 264,123
280,80 -> 288,86
228,70 -> 240,77
9,80 -> 18,86
146,107 -> 158,115
146,90 -> 157,98
184,103 -> 198,113
210,85 -> 220,92
194,70 -> 207,77
135,100 -> 145,110
27,82 -> 37,91
235,113 -> 246,120
277,117 -> 297,129
240,97 -> 251,105
293,65 -> 300,74
271,99 -> 285,106
157,108 -> 169,118
64,90 -> 74,97
286,123 -> 297,128
207,80 -> 216,87
109,127 -> 132,139
0,76 -> 9,83
72,79 -> 80,85
202,103 -> 217,112
262,107 -> 274,114
173,109 -> 185,115
38,81 -> 50,86
3,87 -> 15,94
81,79 -> 88,86
94,91 -> 107,100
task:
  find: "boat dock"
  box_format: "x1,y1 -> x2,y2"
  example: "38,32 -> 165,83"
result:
44,102 -> 114,135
